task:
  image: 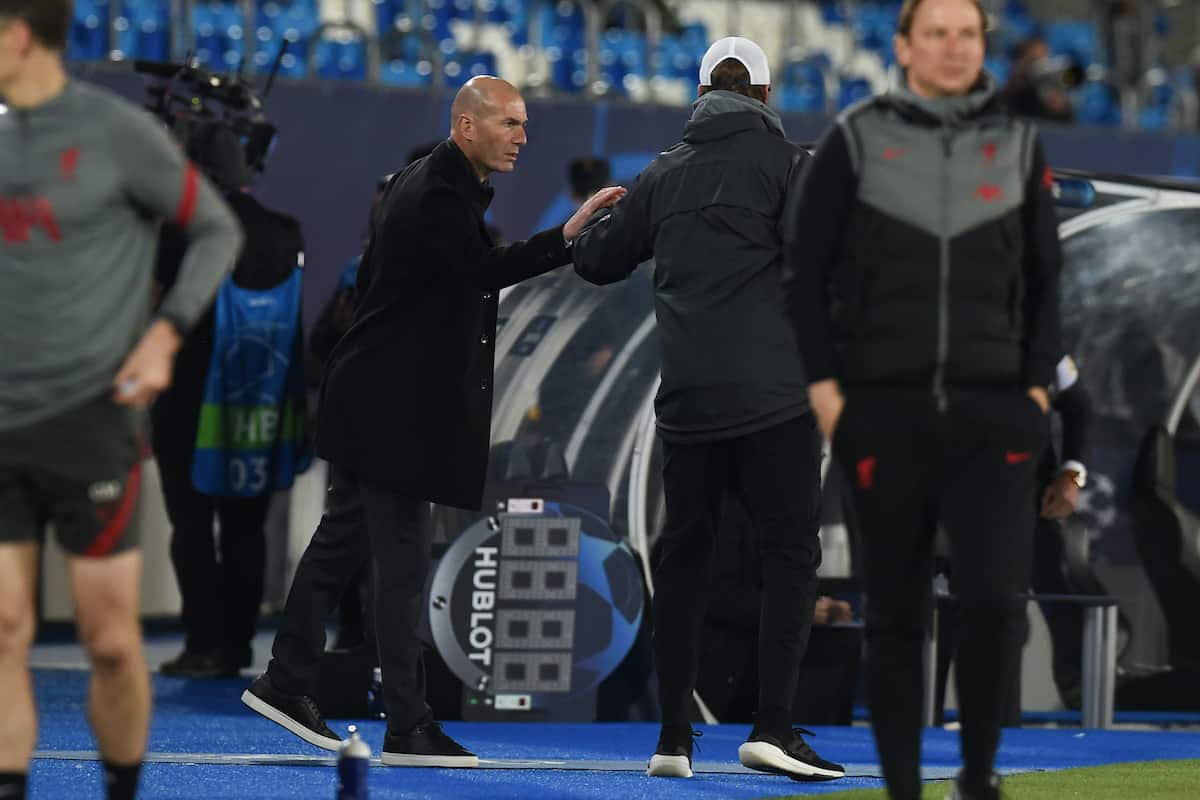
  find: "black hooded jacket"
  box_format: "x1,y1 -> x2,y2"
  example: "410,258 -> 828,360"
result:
573,91 -> 812,442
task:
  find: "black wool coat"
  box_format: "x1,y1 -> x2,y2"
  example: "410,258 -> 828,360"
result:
315,140 -> 571,509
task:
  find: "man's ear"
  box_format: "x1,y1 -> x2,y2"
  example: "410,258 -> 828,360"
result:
458,113 -> 475,141
894,33 -> 911,70
3,19 -> 34,56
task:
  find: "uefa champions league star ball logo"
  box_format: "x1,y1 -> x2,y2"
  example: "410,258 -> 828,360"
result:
428,501 -> 643,713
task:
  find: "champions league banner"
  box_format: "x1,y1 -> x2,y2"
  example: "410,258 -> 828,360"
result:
428,499 -> 644,721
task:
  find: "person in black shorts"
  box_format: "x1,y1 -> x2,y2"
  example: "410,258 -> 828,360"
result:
0,3 -> 242,798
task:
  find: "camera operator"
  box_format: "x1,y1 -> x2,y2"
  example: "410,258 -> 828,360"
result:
1002,37 -> 1078,123
153,120 -> 306,680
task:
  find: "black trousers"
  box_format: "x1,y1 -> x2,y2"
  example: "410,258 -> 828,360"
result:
834,387 -> 1046,800
653,414 -> 823,728
154,435 -> 271,660
1030,514 -> 1086,694
267,465 -> 433,733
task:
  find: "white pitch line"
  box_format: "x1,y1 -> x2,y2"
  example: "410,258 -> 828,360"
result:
31,751 -> 1041,781
31,751 -> 884,776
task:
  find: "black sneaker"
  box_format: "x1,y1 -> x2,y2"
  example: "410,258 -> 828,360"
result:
946,770 -> 1001,800
381,721 -> 478,767
738,726 -> 845,781
647,726 -> 701,778
160,649 -> 240,680
240,673 -> 342,751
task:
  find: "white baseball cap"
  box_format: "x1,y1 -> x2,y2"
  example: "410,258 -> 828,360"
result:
699,36 -> 771,87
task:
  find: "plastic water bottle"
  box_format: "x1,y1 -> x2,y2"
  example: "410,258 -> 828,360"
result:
336,725 -> 370,800
1051,177 -> 1096,209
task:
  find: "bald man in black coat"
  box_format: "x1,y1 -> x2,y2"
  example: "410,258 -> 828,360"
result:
242,76 -> 623,766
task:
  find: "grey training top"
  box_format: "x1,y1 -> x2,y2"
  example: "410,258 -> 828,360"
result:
0,80 -> 242,431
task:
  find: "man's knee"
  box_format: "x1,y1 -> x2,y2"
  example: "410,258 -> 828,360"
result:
82,621 -> 141,672
0,601 -> 35,661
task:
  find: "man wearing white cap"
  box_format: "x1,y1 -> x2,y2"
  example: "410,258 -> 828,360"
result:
572,36 -> 844,782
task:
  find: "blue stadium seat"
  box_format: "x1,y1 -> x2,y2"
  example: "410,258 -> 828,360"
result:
820,1 -> 848,25
254,1 -> 317,77
258,0 -> 319,36
600,29 -> 649,94
314,36 -> 367,80
536,0 -> 585,92
656,34 -> 698,81
190,2 -> 248,69
838,75 -> 872,109
853,3 -> 896,60
252,25 -> 308,76
999,0 -> 1040,42
776,59 -> 827,113
423,0 -> 456,45
1045,20 -> 1099,67
1137,78 -> 1176,131
380,58 -> 434,87
776,85 -> 824,113
71,0 -> 109,61
1138,105 -> 1167,131
985,55 -> 1011,87
1075,79 -> 1121,126
112,0 -> 170,61
443,50 -> 498,88
484,0 -> 532,46
537,0 -> 585,50
380,27 -> 426,65
374,0 -> 407,37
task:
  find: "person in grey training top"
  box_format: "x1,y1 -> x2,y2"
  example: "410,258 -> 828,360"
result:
0,3 -> 242,799
783,1 -> 1061,798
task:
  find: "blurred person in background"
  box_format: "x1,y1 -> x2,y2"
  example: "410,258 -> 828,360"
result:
695,494 -> 862,727
933,355 -> 1097,724
153,123 -> 306,680
307,143 -> 438,655
1001,36 -> 1077,123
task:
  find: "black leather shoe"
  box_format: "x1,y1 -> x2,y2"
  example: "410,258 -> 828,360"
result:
160,649 -> 239,680
240,673 -> 342,751
381,721 -> 478,767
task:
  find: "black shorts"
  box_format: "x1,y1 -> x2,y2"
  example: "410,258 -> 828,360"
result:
0,393 -> 144,557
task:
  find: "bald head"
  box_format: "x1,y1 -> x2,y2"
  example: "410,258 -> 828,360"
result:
449,75 -> 529,180
450,76 -> 522,133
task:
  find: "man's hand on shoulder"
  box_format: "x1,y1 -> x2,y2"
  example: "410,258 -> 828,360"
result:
564,186 -> 626,242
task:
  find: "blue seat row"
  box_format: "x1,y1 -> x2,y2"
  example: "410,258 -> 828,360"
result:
64,0 -> 1195,129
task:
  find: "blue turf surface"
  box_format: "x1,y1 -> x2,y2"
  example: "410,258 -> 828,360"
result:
28,669 -> 1200,799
